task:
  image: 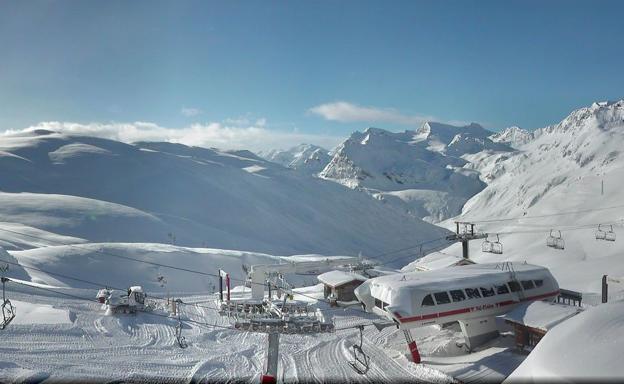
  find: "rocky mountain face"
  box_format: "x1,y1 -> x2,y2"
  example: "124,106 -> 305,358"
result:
319,123 -> 512,222
458,100 -> 624,220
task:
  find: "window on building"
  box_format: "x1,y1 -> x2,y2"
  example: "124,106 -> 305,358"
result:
375,298 -> 388,309
534,279 -> 544,287
508,281 -> 522,292
421,294 -> 435,306
521,280 -> 535,290
480,287 -> 496,297
496,284 -> 510,294
465,288 -> 482,299
434,291 -> 451,305
450,289 -> 466,302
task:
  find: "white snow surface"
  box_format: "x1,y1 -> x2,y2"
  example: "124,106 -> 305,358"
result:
0,131 -> 449,263
0,282 -> 455,383
506,300 -> 624,382
8,242 -> 284,291
10,299 -> 73,325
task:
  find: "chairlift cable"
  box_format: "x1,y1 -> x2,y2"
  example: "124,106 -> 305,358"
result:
467,203 -> 624,224
0,226 -> 447,311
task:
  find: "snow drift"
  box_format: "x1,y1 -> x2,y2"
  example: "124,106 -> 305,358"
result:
505,300 -> 624,382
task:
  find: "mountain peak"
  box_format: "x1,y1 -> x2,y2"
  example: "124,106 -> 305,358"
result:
489,126 -> 534,148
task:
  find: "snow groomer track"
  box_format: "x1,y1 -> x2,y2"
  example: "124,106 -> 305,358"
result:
0,286 -> 451,383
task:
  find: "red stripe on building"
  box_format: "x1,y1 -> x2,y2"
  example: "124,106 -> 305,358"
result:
397,290 -> 560,324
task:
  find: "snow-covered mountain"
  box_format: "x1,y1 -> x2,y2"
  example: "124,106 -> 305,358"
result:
320,123 -> 512,222
0,129 -> 448,263
489,126 -> 534,148
259,144 -> 331,175
435,100 -> 624,294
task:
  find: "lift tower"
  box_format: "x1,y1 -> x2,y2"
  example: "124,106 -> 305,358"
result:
446,222 -> 487,260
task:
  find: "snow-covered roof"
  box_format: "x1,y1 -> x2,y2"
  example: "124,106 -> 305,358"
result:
355,262 -> 556,313
317,270 -> 367,287
367,262 -> 545,293
408,252 -> 475,271
500,301 -> 583,331
505,300 -> 624,382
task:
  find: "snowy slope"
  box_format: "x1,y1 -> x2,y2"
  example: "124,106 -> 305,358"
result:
489,126 -> 534,148
320,124 -> 511,222
0,129 -> 449,261
505,300 -> 624,382
433,100 -> 624,295
259,143 -> 331,175
7,242 -> 284,291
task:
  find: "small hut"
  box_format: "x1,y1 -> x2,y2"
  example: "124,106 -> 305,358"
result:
501,300 -> 584,352
317,270 -> 368,304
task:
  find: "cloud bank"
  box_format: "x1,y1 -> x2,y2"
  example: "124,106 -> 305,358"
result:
4,121 -> 344,152
309,101 -> 470,127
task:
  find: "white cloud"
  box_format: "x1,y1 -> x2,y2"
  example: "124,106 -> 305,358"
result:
180,107 -> 203,117
5,121 -> 343,152
308,101 -> 470,127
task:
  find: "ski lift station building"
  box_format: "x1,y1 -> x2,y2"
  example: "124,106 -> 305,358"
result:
355,262 -> 560,349
317,270 -> 368,302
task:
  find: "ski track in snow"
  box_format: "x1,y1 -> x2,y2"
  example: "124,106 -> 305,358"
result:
0,289 -> 449,382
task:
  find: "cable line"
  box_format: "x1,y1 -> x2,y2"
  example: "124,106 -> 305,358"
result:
0,226 -> 448,310
466,204 -> 624,224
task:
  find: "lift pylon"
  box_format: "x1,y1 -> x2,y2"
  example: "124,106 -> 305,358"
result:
446,222 -> 487,259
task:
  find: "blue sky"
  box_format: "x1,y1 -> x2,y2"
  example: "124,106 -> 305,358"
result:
1,0 -> 623,150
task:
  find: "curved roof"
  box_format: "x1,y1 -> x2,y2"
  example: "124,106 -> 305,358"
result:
370,262 -> 547,292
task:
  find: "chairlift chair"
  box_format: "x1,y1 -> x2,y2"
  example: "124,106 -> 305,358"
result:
491,235 -> 503,254
1,277 -> 15,330
546,230 -> 565,250
605,226 -> 616,242
1,299 -> 15,330
595,225 -> 607,240
482,234 -> 503,254
175,316 -> 188,349
481,237 -> 493,253
597,224 -> 616,242
348,325 -> 370,375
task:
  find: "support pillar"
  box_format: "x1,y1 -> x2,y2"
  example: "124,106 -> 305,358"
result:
226,273 -> 231,302
262,332 -> 279,383
462,240 -> 469,260
403,329 -> 421,363
602,275 -> 608,303
218,270 -> 224,302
